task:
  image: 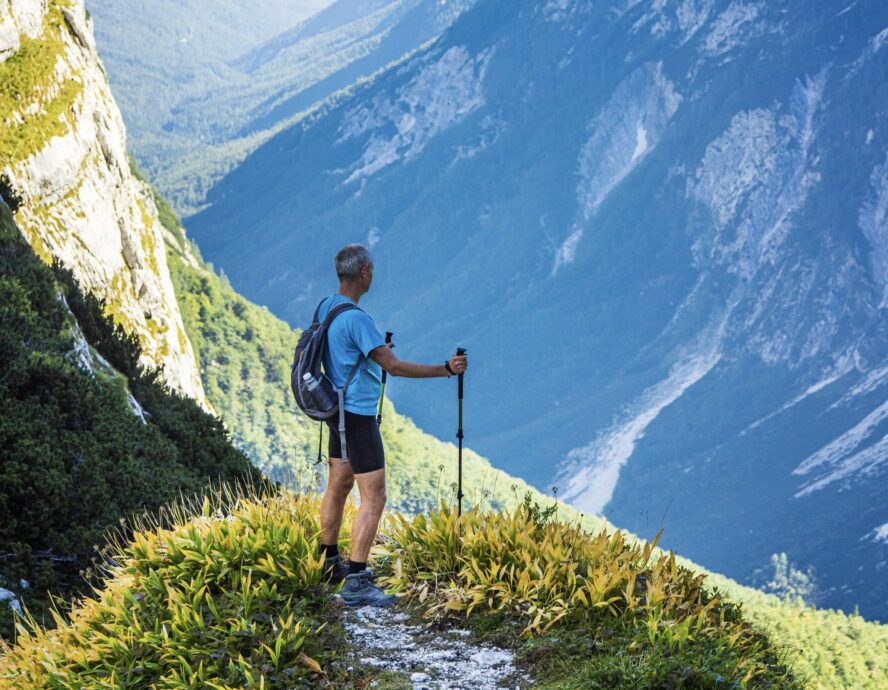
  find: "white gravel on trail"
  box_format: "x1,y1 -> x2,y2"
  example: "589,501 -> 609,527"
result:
343,605 -> 531,689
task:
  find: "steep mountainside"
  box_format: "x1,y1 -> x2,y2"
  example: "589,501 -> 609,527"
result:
90,0 -> 477,213
189,0 -> 888,619
0,0 -> 204,400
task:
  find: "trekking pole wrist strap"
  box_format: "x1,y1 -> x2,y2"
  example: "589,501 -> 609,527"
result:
443,360 -> 454,377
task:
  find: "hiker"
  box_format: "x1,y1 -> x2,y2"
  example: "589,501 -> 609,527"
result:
317,244 -> 468,607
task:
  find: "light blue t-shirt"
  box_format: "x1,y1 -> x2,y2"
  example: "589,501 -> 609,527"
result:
318,294 -> 386,416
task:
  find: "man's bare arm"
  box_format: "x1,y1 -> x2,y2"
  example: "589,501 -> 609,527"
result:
370,345 -> 467,378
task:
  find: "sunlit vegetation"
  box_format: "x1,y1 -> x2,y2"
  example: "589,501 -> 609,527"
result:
0,482 -> 803,689
0,483 -> 342,688
379,496 -> 801,688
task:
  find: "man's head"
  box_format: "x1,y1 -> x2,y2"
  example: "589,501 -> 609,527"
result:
335,244 -> 374,294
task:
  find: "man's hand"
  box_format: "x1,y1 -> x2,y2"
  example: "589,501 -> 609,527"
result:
448,354 -> 467,375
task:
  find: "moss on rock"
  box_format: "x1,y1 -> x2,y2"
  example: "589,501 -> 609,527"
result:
0,3 -> 83,168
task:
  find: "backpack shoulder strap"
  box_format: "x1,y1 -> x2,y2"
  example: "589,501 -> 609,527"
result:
312,296 -> 358,328
326,303 -> 366,465
310,298 -> 326,326
330,303 -> 366,389
320,301 -> 360,331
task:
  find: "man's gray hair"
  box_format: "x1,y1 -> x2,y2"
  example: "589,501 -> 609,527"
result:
335,244 -> 373,282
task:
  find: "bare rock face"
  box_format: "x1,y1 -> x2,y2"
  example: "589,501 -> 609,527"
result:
0,0 -> 206,403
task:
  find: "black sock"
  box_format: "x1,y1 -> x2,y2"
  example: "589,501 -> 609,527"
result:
349,560 -> 367,575
320,543 -> 339,559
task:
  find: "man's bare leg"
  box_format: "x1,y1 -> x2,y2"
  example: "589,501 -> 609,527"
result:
320,457 -> 355,546
351,468 -> 387,564
340,467 -> 396,606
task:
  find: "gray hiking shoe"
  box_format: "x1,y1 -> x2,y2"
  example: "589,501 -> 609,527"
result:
340,570 -> 397,607
324,555 -> 349,585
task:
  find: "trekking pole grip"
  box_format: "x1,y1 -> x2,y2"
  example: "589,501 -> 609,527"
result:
376,331 -> 394,425
382,332 -> 393,387
456,347 -> 466,399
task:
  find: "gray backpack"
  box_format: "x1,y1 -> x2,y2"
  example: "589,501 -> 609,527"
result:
291,298 -> 364,462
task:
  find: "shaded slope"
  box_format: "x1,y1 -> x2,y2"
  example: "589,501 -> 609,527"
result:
0,200 -> 258,638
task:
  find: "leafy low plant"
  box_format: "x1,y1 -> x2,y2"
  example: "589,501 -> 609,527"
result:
0,482 -> 356,689
376,497 -> 801,688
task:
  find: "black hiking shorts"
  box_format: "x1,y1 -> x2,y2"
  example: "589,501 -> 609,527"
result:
325,411 -> 385,474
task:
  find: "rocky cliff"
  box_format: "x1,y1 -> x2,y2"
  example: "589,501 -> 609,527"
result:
0,0 -> 204,401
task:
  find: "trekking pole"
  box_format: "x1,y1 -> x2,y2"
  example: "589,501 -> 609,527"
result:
376,331 -> 394,425
455,347 -> 466,517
